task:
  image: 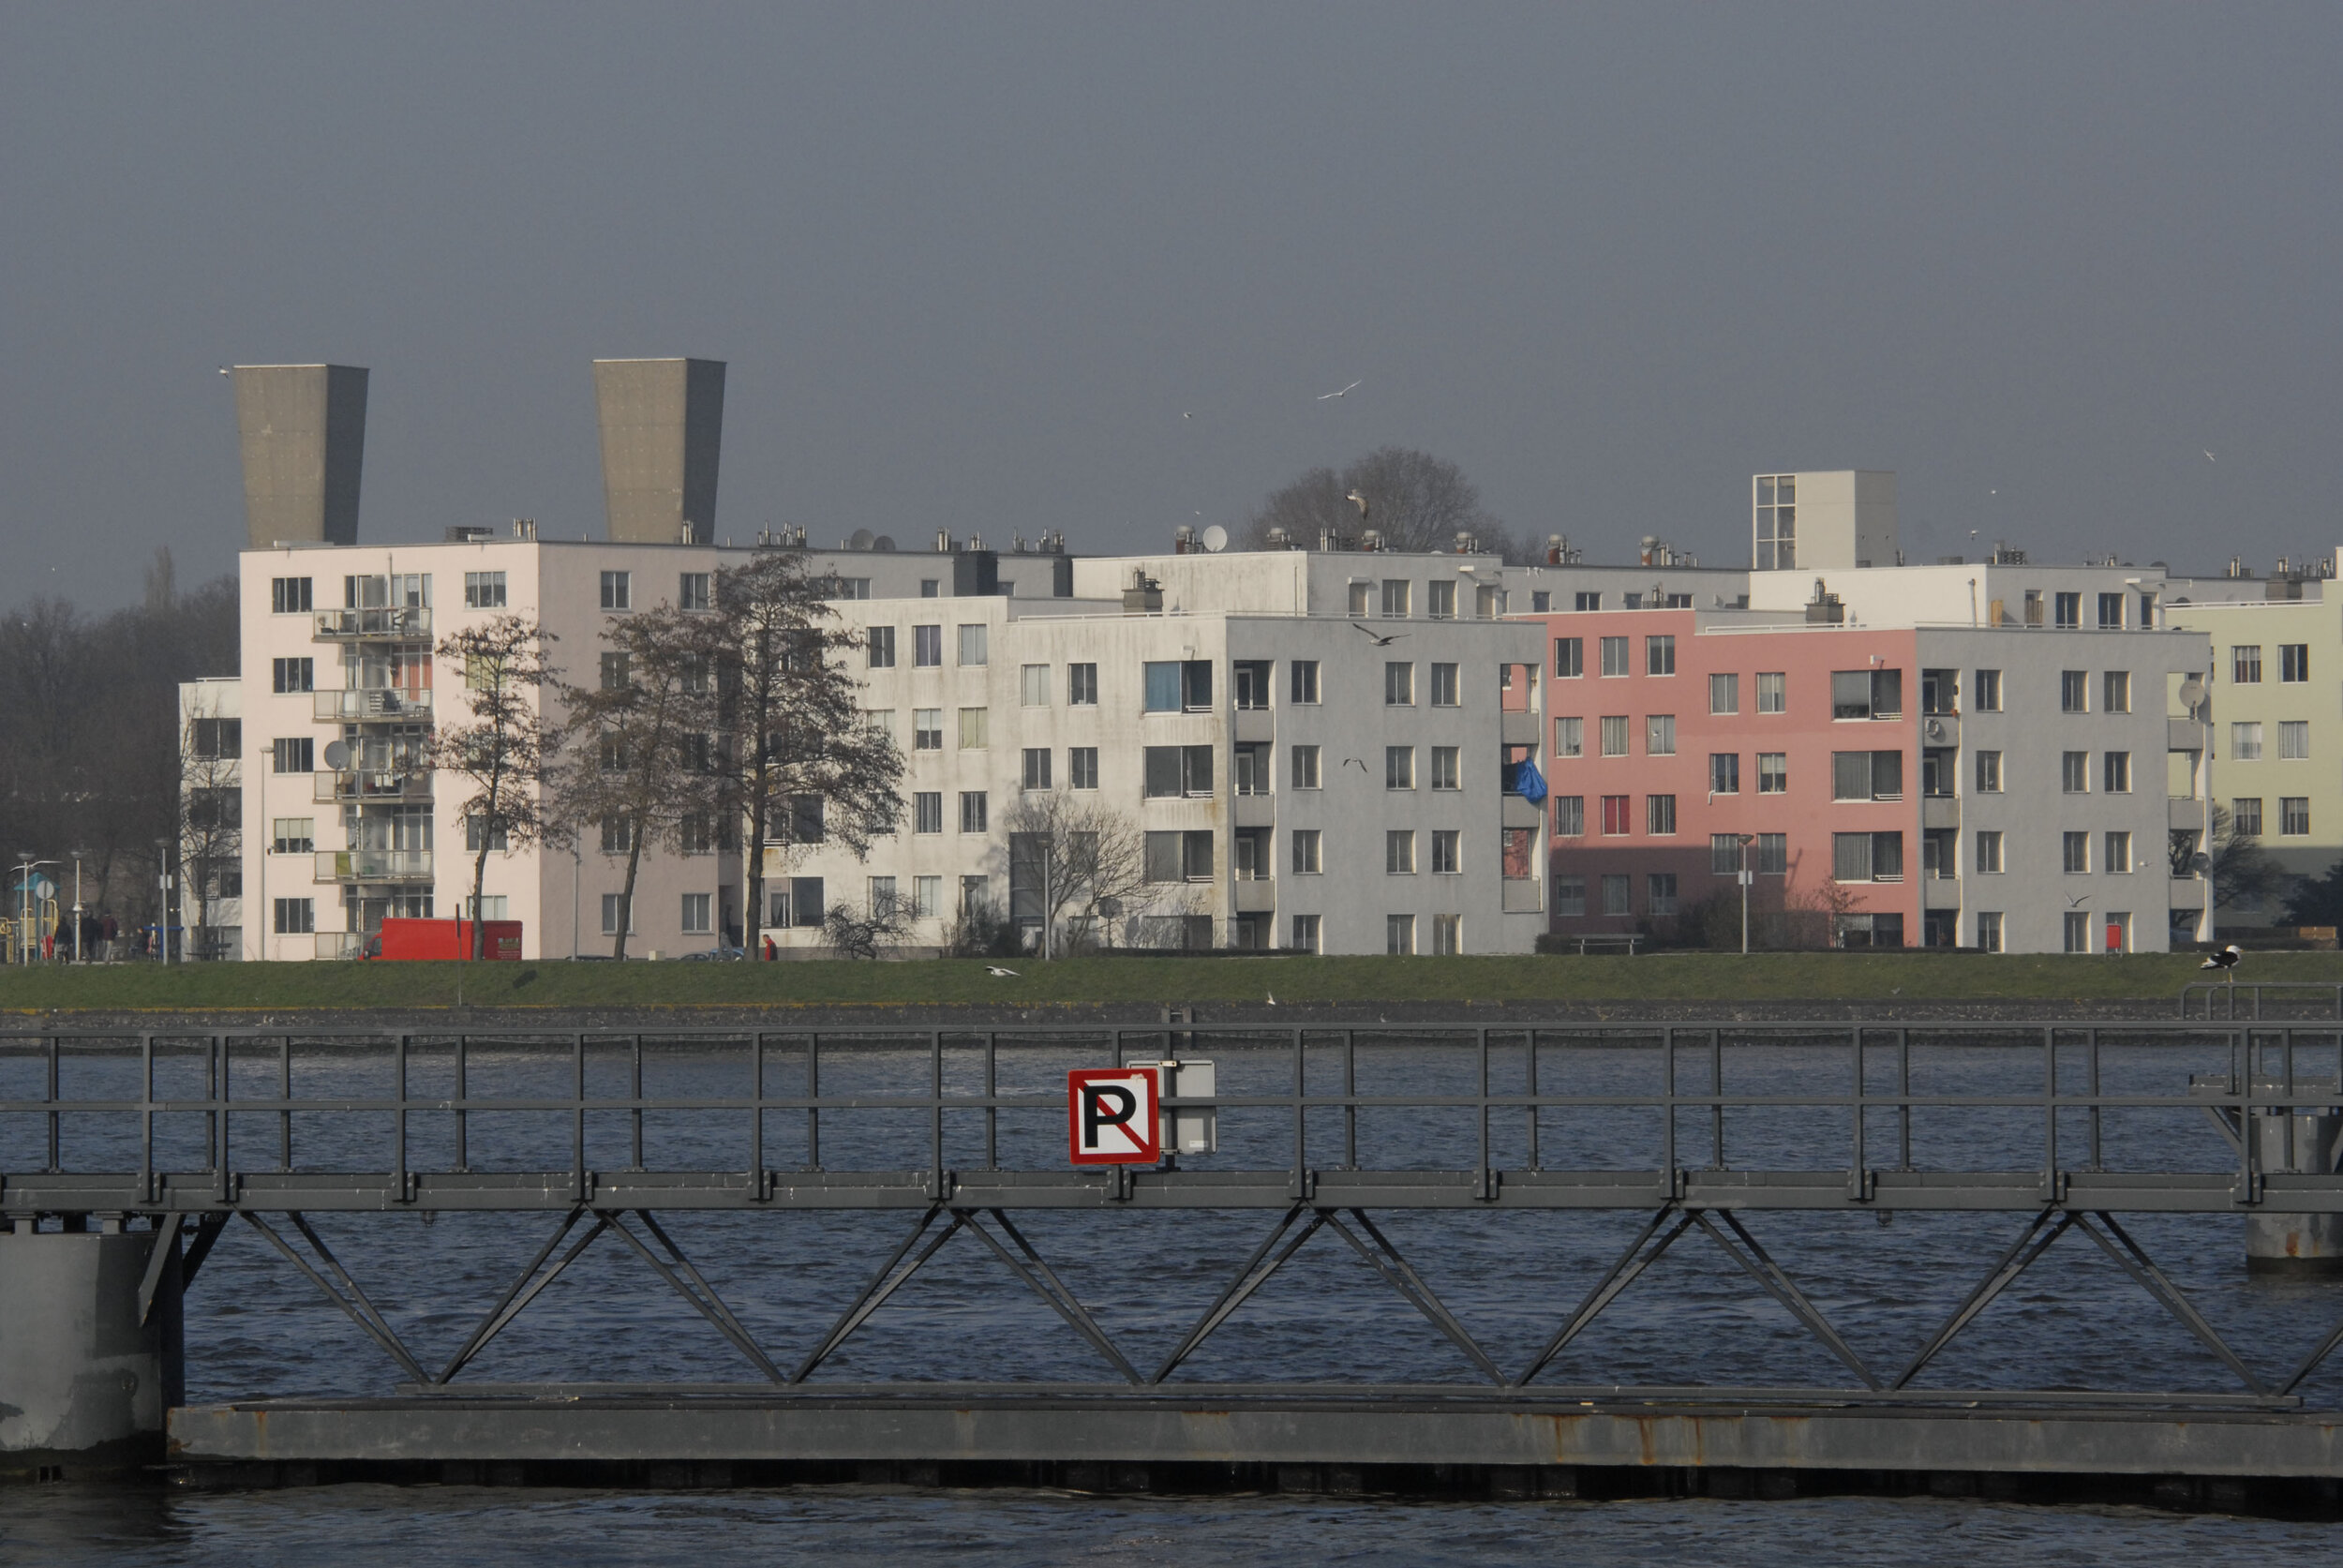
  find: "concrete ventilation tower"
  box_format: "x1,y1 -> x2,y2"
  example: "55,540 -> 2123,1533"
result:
231,365 -> 369,547
592,358 -> 725,544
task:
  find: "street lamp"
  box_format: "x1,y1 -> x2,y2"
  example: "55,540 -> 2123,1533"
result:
67,848 -> 87,963
1735,834 -> 1757,956
155,835 -> 174,964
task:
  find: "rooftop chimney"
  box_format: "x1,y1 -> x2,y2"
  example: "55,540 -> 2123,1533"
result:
231,365 -> 368,548
591,358 -> 725,544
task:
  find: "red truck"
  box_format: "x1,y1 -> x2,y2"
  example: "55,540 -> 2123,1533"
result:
375,918 -> 523,961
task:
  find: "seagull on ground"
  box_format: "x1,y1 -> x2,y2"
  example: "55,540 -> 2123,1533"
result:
985,964 -> 1020,978
2200,945 -> 2242,974
1318,381 -> 1362,401
1351,622 -> 1409,647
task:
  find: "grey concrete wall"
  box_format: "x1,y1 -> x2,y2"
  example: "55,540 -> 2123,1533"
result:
0,1229 -> 182,1470
232,365 -> 367,548
593,358 -> 725,544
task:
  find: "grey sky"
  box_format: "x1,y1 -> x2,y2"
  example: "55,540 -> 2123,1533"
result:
4,4 -> 2337,607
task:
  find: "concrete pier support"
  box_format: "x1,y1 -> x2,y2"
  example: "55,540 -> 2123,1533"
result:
2249,1112 -> 2343,1275
0,1223 -> 183,1478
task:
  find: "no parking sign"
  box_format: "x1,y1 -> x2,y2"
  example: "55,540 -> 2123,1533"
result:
1066,1068 -> 1160,1165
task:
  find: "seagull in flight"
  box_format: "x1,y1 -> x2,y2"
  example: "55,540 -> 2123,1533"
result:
984,964 -> 1020,978
1342,756 -> 1369,774
1318,381 -> 1362,401
1346,489 -> 1369,520
2204,451 -> 2216,462
1351,622 -> 1409,647
2066,893 -> 2091,907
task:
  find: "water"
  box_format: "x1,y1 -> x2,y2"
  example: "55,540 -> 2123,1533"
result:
8,1028 -> 2343,1561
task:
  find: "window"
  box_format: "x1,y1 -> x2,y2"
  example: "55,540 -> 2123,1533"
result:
958,875 -> 989,915
1554,638 -> 1583,679
1144,660 -> 1212,712
1292,829 -> 1322,874
1348,582 -> 1371,617
1645,715 -> 1676,756
600,651 -> 630,690
1069,747 -> 1099,789
272,737 -> 313,773
465,814 -> 509,852
1430,746 -> 1460,790
2096,591 -> 2123,630
1021,665 -> 1050,706
1601,874 -> 1631,916
1387,914 -> 1416,955
2104,751 -> 2132,793
1757,754 -> 1787,793
2281,644 -> 2310,683
2234,798 -> 2264,836
960,792 -> 988,832
600,815 -> 632,854
2233,646 -> 2263,684
677,573 -> 710,612
868,626 -> 897,667
1069,663 -> 1098,705
1833,751 -> 1903,800
1144,830 -> 1214,882
1427,580 -> 1456,620
914,625 -> 943,666
1144,745 -> 1215,798
2105,831 -> 2132,874
1430,912 -> 1463,954
2280,722 -> 2309,760
271,657 -> 314,694
1977,830 -> 2003,873
600,893 -> 633,934
190,717 -> 242,758
680,893 -> 712,934
915,792 -> 943,833
1384,662 -> 1414,706
919,578 -> 940,599
1834,831 -> 1904,882
1648,874 -> 1678,917
1754,474 -> 1796,569
1977,912 -> 2004,952
2059,751 -> 2091,793
914,876 -> 942,919
1416,829 -> 1456,875
2231,723 -> 2263,761
1600,716 -> 1630,756
462,571 -> 507,609
600,571 -> 631,611
1385,746 -> 1416,790
2063,831 -> 2090,874
1600,794 -> 1632,835
1756,672 -> 1786,713
1600,636 -> 1631,677
958,708 -> 989,748
1976,751 -> 2002,792
914,709 -> 943,751
1291,744 -> 1322,789
1291,914 -> 1321,953
1553,717 -> 1583,758
2054,591 -> 2081,629
1710,673 -> 1739,714
1430,663 -> 1459,707
2064,911 -> 2089,953
1554,876 -> 1586,916
2103,670 -> 2130,712
1831,668 -> 1903,720
272,576 -> 313,614
1709,753 -> 1739,794
273,898 -> 315,935
1647,635 -> 1676,676
2283,798 -> 2311,836
1710,834 -> 1744,874
1232,660 -> 1272,710
1571,591 -> 1600,613
271,817 -> 314,855
1647,795 -> 1677,835
1920,669 -> 1958,714
1381,579 -> 1411,619
1753,833 -> 1787,874
957,624 -> 988,666
1552,796 -> 1585,837
1290,660 -> 1320,704
833,577 -> 871,601
2060,671 -> 2089,713
1022,749 -> 1052,790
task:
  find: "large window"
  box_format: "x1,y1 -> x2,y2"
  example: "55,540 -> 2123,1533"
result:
1754,474 -> 1796,570
1426,580 -> 1455,620
1145,661 -> 1213,712
2063,831 -> 2090,874
1833,831 -> 1904,883
272,576 -> 313,614
2054,591 -> 2081,629
1753,833 -> 1787,874
1381,580 -> 1411,619
274,898 -> 315,935
1233,660 -> 1272,710
1143,830 -> 1214,882
272,737 -> 314,773
1831,668 -> 1903,720
1387,915 -> 1416,955
2105,831 -> 2132,874
1832,751 -> 1903,801
1291,914 -> 1321,953
271,818 -> 314,855
1022,749 -> 1052,791
1144,745 -> 1216,798
465,572 -> 507,608
271,657 -> 314,694
1554,638 -> 1583,679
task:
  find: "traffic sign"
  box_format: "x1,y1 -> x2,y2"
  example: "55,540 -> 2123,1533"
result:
1067,1068 -> 1160,1165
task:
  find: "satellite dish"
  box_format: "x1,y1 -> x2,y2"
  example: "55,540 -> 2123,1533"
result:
848,529 -> 874,551
1201,525 -> 1229,553
873,535 -> 897,552
2177,676 -> 2207,714
322,739 -> 351,769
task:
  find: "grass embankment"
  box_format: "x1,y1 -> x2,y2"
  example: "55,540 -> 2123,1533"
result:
0,951 -> 2336,1012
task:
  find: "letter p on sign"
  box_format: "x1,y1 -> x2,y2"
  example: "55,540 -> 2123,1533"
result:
1067,1068 -> 1161,1165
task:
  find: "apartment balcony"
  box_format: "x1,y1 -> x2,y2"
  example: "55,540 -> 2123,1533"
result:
313,932 -> 366,960
1918,713 -> 1959,748
1920,796 -> 1960,831
1231,793 -> 1276,829
315,849 -> 433,884
314,606 -> 432,641
1232,709 -> 1276,744
314,688 -> 434,722
1921,874 -> 1962,909
2169,718 -> 2205,751
1231,877 -> 1276,914
1501,878 -> 1544,914
314,769 -> 432,803
1501,793 -> 1545,829
2170,796 -> 2208,829
2170,877 -> 2207,910
1500,711 -> 1541,747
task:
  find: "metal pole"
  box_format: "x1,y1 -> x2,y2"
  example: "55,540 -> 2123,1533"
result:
70,854 -> 82,963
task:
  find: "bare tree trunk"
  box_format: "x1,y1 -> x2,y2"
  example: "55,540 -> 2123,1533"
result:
614,819 -> 647,960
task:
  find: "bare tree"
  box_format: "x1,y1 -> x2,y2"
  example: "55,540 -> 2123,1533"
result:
2205,802 -> 2291,914
1001,793 -> 1149,959
429,615 -> 562,959
547,606 -> 705,959
699,550 -> 905,960
1242,446 -> 1519,559
177,709 -> 243,961
822,890 -> 914,960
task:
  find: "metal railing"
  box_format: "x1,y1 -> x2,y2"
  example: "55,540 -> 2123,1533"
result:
313,606 -> 432,640
313,849 -> 433,884
312,769 -> 432,803
313,688 -> 433,722
2182,982 -> 2343,1021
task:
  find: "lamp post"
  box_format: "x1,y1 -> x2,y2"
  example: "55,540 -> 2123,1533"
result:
1735,834 -> 1757,956
68,848 -> 86,963
155,836 -> 174,963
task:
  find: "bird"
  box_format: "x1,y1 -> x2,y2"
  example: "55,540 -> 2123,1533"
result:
1318,381 -> 1362,401
1182,411 -> 1191,420
1351,622 -> 1409,647
1266,992 -> 1277,1007
1346,488 -> 1369,520
2201,945 -> 2242,976
1342,756 -> 1368,774
2204,451 -> 2216,463
2067,893 -> 2091,907
984,964 -> 1020,978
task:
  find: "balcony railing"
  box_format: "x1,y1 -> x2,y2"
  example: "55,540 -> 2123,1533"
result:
312,932 -> 367,960
314,688 -> 434,722
313,770 -> 433,803
315,849 -> 433,884
314,606 -> 432,640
